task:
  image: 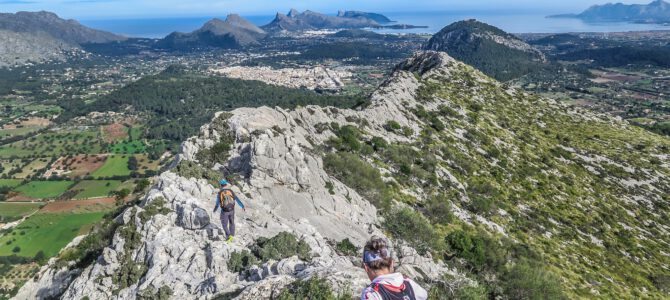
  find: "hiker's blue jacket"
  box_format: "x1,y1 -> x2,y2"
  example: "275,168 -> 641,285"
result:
214,188 -> 245,211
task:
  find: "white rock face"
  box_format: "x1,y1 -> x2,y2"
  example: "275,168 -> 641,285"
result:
0,29 -> 75,67
211,66 -> 352,91
16,52 -> 464,300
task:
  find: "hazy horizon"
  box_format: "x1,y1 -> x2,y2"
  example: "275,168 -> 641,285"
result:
0,0 -> 658,20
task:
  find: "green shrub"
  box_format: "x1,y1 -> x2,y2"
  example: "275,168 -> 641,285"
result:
468,196 -> 495,216
325,181 -> 335,195
134,178 -> 151,193
212,289 -> 244,300
112,209 -> 148,290
370,137 -> 388,152
383,207 -> 441,254
446,230 -> 486,268
429,281 -> 488,300
113,256 -> 148,290
328,125 -> 362,152
323,152 -> 391,209
276,277 -> 348,300
227,250 -> 259,273
251,232 -> 311,262
138,197 -> 171,223
650,274 -> 670,293
335,238 -> 358,256
424,194 -> 455,225
138,285 -> 173,300
503,261 -> 565,300
445,229 -> 508,273
386,120 -> 402,131
401,126 -> 414,137
173,160 -> 220,185
33,251 -> 46,265
195,135 -> 235,168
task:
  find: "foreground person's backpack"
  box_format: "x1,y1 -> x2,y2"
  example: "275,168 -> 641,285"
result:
219,189 -> 236,212
371,278 -> 416,300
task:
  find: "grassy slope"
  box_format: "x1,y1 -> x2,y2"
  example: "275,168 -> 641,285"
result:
415,64 -> 670,298
0,179 -> 22,188
14,181 -> 75,199
0,203 -> 42,220
91,155 -> 131,177
71,180 -> 122,199
0,212 -> 105,257
0,130 -> 103,158
109,141 -> 147,154
325,61 -> 670,298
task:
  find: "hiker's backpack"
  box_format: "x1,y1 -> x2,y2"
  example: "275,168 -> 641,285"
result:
219,189 -> 236,212
371,278 -> 416,300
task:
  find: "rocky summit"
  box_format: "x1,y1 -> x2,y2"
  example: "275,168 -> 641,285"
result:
0,11 -> 125,66
15,51 -> 670,299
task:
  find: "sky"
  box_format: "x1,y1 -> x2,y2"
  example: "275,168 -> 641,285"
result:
0,0 -> 657,20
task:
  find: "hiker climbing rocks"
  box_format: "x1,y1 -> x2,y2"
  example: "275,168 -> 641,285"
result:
360,237 -> 428,300
213,179 -> 246,243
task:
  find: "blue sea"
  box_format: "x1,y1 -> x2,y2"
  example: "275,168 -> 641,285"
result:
79,10 -> 669,39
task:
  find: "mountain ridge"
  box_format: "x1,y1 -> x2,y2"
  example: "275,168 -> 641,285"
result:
0,10 -> 126,66
261,9 -> 384,32
549,0 -> 670,23
0,11 -> 125,44
15,51 -> 670,299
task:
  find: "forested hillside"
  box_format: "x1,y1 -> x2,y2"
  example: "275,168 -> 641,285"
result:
58,66 -> 366,142
425,20 -> 546,81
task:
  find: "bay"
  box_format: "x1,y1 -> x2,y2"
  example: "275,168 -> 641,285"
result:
79,10 -> 669,38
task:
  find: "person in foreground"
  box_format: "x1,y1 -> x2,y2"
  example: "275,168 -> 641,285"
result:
213,179 -> 246,243
360,237 -> 428,300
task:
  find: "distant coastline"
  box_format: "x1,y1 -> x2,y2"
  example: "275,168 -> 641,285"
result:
546,0 -> 670,25
80,11 -> 670,38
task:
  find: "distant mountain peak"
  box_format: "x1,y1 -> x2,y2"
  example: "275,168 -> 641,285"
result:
225,13 -> 243,21
425,19 -> 545,81
338,10 -> 394,23
288,8 -> 301,18
550,0 -> 670,23
160,13 -> 265,49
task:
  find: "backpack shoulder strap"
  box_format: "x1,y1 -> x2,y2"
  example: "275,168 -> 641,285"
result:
373,279 -> 417,300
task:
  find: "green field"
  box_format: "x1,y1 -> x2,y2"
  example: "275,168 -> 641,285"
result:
0,127 -> 41,139
14,181 -> 75,199
0,130 -> 103,158
116,179 -> 138,192
0,179 -> 22,188
91,155 -> 131,177
109,140 -> 147,154
0,160 -> 25,176
0,212 -> 105,257
15,158 -> 49,179
71,180 -> 122,199
0,202 -> 42,223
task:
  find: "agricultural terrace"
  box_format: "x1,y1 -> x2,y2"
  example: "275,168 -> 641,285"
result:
0,211 -> 105,258
91,155 -> 131,177
13,181 -> 75,199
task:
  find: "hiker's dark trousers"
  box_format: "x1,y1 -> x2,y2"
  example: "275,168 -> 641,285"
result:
220,210 -> 235,237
